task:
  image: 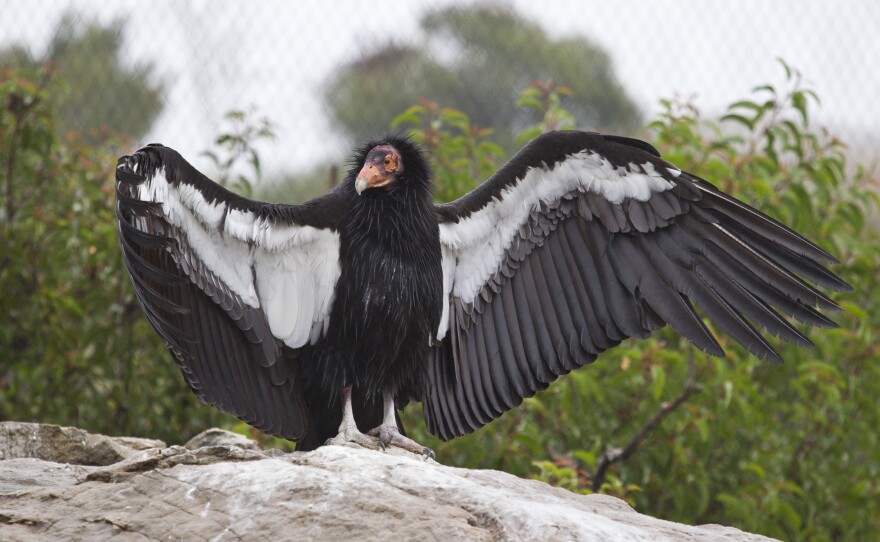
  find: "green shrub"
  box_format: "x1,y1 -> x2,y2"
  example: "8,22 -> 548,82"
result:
0,65 -> 226,443
395,64 -> 879,541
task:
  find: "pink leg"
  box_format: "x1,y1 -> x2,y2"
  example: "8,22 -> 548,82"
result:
324,385 -> 383,450
368,391 -> 435,459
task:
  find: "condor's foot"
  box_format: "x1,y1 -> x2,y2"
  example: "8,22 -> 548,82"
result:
324,425 -> 385,451
369,424 -> 434,459
324,385 -> 385,451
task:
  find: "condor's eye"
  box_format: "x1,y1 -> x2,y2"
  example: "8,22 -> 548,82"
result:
383,157 -> 392,166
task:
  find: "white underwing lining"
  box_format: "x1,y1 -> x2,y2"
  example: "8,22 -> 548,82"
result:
436,152 -> 676,340
138,168 -> 341,349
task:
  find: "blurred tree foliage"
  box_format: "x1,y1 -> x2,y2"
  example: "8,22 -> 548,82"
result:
395,65 -> 879,541
0,14 -> 163,143
2,57 -> 877,540
324,5 -> 641,153
0,64 -> 222,443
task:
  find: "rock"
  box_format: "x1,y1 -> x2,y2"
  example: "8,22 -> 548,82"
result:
184,427 -> 262,451
0,458 -> 91,495
0,423 -> 778,542
84,444 -> 266,483
0,422 -> 165,466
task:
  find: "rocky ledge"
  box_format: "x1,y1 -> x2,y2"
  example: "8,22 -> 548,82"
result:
0,422 -> 775,541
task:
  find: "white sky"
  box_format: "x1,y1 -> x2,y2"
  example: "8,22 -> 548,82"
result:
4,1 -> 879,175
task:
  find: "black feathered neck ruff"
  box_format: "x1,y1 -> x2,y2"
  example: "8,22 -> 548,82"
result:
338,135 -> 436,259
339,134 -> 434,203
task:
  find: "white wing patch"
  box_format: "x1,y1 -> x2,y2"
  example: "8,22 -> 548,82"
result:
436,249 -> 456,341
138,168 -> 341,349
438,151 -> 674,329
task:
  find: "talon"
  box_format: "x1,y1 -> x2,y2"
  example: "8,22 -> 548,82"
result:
367,392 -> 435,457
367,422 -> 433,456
324,385 -> 384,451
325,430 -> 382,451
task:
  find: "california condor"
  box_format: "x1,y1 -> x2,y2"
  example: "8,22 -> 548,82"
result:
115,131 -> 849,454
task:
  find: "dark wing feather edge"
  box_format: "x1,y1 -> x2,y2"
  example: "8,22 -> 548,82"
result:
425,131 -> 849,441
116,145 -> 320,440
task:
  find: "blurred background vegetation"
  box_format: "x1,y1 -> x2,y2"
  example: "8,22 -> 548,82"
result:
2,4 -> 879,541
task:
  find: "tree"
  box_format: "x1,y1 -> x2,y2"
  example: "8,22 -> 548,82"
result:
396,63 -> 880,541
0,14 -> 163,143
324,6 -> 641,153
0,65 -> 220,443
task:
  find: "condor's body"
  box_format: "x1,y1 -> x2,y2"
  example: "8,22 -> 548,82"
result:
115,131 -> 848,452
299,147 -> 443,449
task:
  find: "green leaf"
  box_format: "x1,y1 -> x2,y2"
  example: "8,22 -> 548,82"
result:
744,462 -> 766,479
776,57 -> 792,78
390,105 -> 425,129
572,449 -> 596,467
791,91 -> 809,125
516,96 -> 543,110
695,418 -> 709,442
722,380 -> 734,410
720,113 -> 754,130
775,500 -> 803,533
651,365 -> 666,400
764,130 -> 778,164
752,84 -> 776,95
727,100 -> 765,113
249,149 -> 261,177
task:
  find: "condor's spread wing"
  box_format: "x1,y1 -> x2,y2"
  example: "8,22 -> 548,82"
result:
115,144 -> 346,439
424,130 -> 850,441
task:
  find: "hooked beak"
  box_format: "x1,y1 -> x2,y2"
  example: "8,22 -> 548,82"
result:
355,168 -> 372,195
355,146 -> 402,195
355,164 -> 390,195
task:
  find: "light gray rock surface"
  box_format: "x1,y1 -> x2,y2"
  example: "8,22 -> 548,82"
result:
0,421 -> 165,465
0,422 -> 777,541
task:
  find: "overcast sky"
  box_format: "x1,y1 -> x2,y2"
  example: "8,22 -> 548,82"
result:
4,1 -> 879,175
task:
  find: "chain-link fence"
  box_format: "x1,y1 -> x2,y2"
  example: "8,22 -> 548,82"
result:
3,0 -> 879,177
